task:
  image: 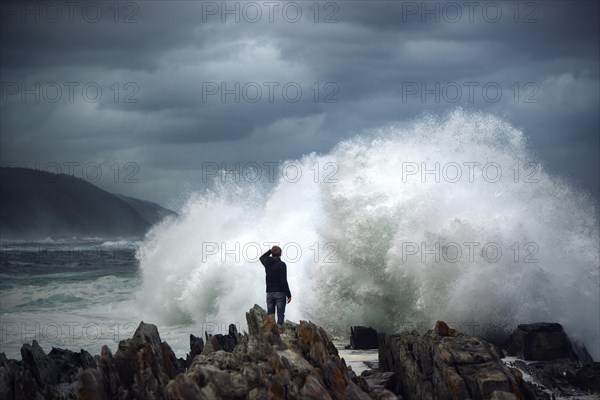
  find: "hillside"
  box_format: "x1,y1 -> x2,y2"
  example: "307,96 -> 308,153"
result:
0,167 -> 176,240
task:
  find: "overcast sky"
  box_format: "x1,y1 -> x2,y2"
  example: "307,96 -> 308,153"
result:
1,0 -> 598,210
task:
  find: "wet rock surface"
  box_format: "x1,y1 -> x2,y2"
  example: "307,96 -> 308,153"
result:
376,321 -> 599,400
501,323 -> 599,399
0,306 -> 381,399
1,314 -> 597,399
504,323 -> 589,362
377,326 -> 533,400
165,305 -> 378,399
360,370 -> 400,399
501,357 -> 600,399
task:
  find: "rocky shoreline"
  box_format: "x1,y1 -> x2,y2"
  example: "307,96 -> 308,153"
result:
374,321 -> 599,400
0,306 -> 598,399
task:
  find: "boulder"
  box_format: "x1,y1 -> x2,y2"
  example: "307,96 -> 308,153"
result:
378,322 -> 533,399
351,326 -> 379,350
504,323 -> 576,361
434,320 -> 457,338
501,323 -> 599,398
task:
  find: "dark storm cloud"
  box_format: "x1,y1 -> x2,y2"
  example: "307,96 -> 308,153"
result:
1,0 -> 598,208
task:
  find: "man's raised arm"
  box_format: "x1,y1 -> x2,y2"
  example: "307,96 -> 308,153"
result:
259,249 -> 271,267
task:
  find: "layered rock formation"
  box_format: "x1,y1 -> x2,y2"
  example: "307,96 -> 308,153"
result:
165,305 -> 379,399
76,322 -> 185,399
502,323 -> 599,398
377,321 -> 533,400
1,312 -> 598,400
0,305 -> 387,399
376,320 -> 599,400
504,323 -> 591,362
0,340 -> 97,399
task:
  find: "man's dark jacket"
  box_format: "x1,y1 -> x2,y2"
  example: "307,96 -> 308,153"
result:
260,250 -> 291,298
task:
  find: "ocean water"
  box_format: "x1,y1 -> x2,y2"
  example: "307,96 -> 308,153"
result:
0,239 -> 138,358
1,110 -> 599,361
0,238 -> 218,359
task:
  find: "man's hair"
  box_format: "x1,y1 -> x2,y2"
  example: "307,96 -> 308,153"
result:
271,245 -> 282,258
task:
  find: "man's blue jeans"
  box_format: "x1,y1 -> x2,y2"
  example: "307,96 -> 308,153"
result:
266,292 -> 287,325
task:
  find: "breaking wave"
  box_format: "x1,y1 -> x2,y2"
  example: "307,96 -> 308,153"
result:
137,109 -> 599,359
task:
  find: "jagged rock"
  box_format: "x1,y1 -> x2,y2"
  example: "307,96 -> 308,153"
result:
376,391 -> 402,400
0,353 -> 15,400
4,342 -> 97,399
115,322 -> 171,397
48,347 -> 96,383
229,323 -> 239,337
378,322 -> 533,400
513,357 -> 599,398
13,311 -> 594,400
299,370 -> 333,399
191,334 -> 205,355
162,342 -> 184,379
164,372 -> 206,399
79,345 -> 125,399
434,320 -> 450,337
77,321 -> 184,399
246,304 -> 268,335
13,363 -> 43,400
571,339 -> 594,365
351,326 -> 379,350
501,324 -> 599,398
360,370 -> 400,399
434,321 -> 458,338
575,362 -> 600,393
505,323 -> 577,361
201,335 -> 223,355
295,319 -> 372,399
167,305 -> 374,400
186,333 -> 205,367
513,358 -> 582,393
77,364 -> 108,400
490,391 -> 518,400
20,340 -> 58,387
203,323 -> 239,354
189,352 -> 250,397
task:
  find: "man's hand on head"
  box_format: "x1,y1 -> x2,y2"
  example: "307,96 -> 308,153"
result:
287,297 -> 292,304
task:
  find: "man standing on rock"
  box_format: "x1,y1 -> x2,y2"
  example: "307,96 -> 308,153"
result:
259,245 -> 292,325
